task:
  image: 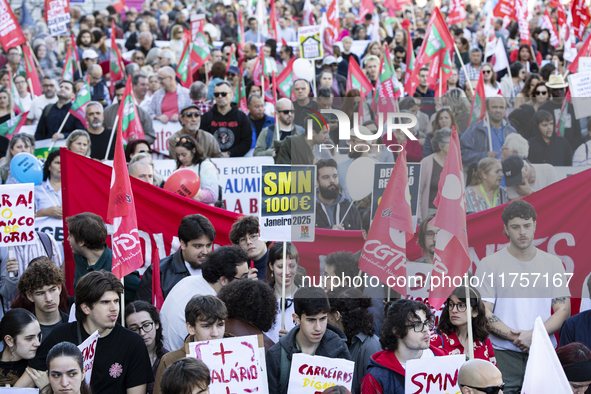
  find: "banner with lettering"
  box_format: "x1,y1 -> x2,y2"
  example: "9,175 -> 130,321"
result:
45,0 -> 71,36
187,335 -> 269,394
0,0 -> 26,49
77,330 -> 99,385
150,120 -> 180,156
287,353 -> 354,394
0,184 -> 36,247
405,355 -> 464,394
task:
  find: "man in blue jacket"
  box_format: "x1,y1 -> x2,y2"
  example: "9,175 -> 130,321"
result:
248,94 -> 274,150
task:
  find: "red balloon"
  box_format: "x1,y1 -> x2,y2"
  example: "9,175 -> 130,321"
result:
164,169 -> 201,198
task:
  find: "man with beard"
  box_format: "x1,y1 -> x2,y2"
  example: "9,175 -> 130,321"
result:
254,98 -> 303,157
315,159 -> 362,230
85,102 -> 115,160
26,77 -> 58,125
136,214 -> 216,303
35,81 -> 85,141
167,104 -> 222,160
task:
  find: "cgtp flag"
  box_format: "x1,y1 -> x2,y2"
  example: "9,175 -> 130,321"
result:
346,57 -> 374,97
302,0 -> 315,26
22,45 -> 42,97
429,130 -> 470,309
176,39 -> 193,89
521,317 -> 572,394
571,0 -> 591,40
0,0 -> 26,49
469,70 -> 486,125
106,116 -> 143,280
447,0 -> 467,25
567,32 -> 591,72
359,146 -> 414,296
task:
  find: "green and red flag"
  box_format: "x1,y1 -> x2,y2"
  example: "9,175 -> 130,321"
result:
176,39 -> 193,89
8,70 -> 23,114
346,56 -> 373,97
276,58 -> 295,99
435,50 -> 454,97
236,66 -> 248,112
0,111 -> 28,139
110,20 -> 125,95
567,33 -> 591,73
22,45 -> 42,97
268,0 -> 278,41
469,70 -> 486,126
374,44 -> 401,113
555,89 -> 571,137
237,11 -> 245,58
116,78 -> 145,141
226,44 -> 239,71
69,79 -> 92,128
62,45 -> 76,82
190,31 -> 211,70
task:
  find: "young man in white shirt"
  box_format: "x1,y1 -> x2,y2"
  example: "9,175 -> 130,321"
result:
26,77 -> 58,125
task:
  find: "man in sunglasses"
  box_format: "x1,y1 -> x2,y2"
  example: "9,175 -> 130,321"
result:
201,81 -> 252,157
458,359 -> 505,394
254,98 -> 303,157
393,46 -> 407,72
361,299 -> 446,393
167,103 -> 222,160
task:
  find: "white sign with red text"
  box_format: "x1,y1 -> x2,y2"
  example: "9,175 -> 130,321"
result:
287,353 -> 354,394
405,355 -> 465,394
77,330 -> 99,385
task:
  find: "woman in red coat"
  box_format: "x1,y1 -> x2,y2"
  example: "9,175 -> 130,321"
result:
431,286 -> 496,364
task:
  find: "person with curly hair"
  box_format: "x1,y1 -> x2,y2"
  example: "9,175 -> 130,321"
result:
15,257 -> 69,341
361,299 -> 446,394
328,287 -> 381,394
217,279 -> 277,351
431,286 -> 496,365
125,301 -> 169,394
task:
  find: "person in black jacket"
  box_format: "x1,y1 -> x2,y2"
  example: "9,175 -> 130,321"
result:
136,214 -> 216,302
315,159 -> 362,230
527,110 -> 572,166
35,81 -> 85,141
200,81 -> 252,157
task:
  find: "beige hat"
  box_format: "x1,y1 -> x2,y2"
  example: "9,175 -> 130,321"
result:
546,74 -> 568,89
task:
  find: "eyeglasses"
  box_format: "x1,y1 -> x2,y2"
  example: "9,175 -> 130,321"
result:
425,230 -> 439,239
448,300 -> 467,312
406,320 -> 434,332
42,84 -> 55,88
226,73 -> 236,78
129,321 -> 154,334
183,111 -> 201,118
459,384 -> 505,394
483,70 -> 492,74
395,56 -> 405,61
214,92 -> 228,98
278,110 -> 294,115
238,234 -> 259,245
535,90 -> 548,96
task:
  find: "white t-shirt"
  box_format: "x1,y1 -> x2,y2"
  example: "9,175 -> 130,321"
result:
160,275 -> 217,351
184,261 -> 202,277
476,247 -> 571,352
264,298 -> 296,343
27,95 -> 58,124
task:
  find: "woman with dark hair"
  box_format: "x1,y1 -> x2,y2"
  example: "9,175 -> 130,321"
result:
0,309 -> 41,386
265,242 -> 300,343
557,342 -> 591,394
125,139 -> 152,162
206,62 -> 227,101
514,73 -> 541,110
0,86 -> 13,125
512,43 -> 540,73
527,109 -> 572,166
125,301 -> 169,394
173,135 -> 219,204
35,149 -> 62,219
217,279 -> 277,351
46,342 -> 90,394
500,62 -> 526,109
327,287 -> 381,394
432,286 -> 495,364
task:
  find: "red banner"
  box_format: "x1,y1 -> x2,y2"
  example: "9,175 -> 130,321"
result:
61,149 -> 591,303
0,0 -> 26,49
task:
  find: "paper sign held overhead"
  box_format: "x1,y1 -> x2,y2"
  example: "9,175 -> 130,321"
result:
287,353 -> 355,394
567,73 -> 591,120
0,184 -> 36,247
298,26 -> 324,60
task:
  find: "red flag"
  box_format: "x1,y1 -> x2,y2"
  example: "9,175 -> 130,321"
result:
151,242 -> 164,310
112,0 -> 126,12
359,145 -> 414,296
468,70 -> 486,126
493,0 -> 514,20
110,20 -> 125,95
571,0 -> 591,39
541,9 -> 560,47
356,0 -> 375,23
346,57 -> 373,97
237,11 -> 245,58
0,0 -> 26,49
551,0 -> 567,27
281,37 -> 288,47
302,0 -> 315,26
429,130 -> 470,309
323,0 -> 340,56
447,0 -> 467,25
268,0 -> 278,41
272,71 -> 278,106
22,45 -> 42,97
516,0 -> 531,44
567,32 -> 591,73
116,78 -> 145,141
107,113 -> 144,279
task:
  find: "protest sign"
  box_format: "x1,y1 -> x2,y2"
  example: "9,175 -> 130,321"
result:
45,0 -> 71,36
405,355 -> 465,394
579,57 -> 591,73
187,335 -> 269,394
567,73 -> 591,120
371,163 -> 421,226
0,0 -> 26,49
191,14 -> 206,40
78,330 -> 99,385
298,26 -> 323,60
150,120 -> 181,156
286,353 -> 354,394
260,165 -> 316,242
0,184 -> 36,246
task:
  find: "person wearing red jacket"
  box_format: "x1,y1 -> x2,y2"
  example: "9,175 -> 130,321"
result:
361,299 -> 446,394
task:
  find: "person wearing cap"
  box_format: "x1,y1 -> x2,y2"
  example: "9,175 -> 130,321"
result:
87,64 -> 111,107
527,109 -> 572,166
225,65 -> 240,96
75,48 -> 99,80
315,56 -> 347,97
148,66 -> 192,124
538,74 -> 583,153
248,94 -> 275,150
254,98 -> 303,157
167,104 -> 222,160
104,79 -> 155,144
35,81 -> 85,142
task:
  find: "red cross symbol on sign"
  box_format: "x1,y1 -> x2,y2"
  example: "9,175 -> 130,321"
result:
212,343 -> 233,365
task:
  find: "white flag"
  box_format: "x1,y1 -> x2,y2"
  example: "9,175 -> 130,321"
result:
486,37 -> 509,72
520,317 -> 572,394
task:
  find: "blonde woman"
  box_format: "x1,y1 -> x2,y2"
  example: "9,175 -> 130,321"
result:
66,130 -> 91,157
465,158 -> 508,214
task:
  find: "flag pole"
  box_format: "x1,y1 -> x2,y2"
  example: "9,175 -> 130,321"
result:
121,277 -> 125,324
465,277 -> 475,360
280,241 -> 287,331
105,115 -> 119,161
55,113 -> 71,138
453,43 -> 474,96
439,67 -> 442,97
485,113 -> 493,153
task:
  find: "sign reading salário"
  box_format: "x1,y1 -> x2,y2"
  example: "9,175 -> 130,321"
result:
286,353 -> 355,394
260,165 -> 316,242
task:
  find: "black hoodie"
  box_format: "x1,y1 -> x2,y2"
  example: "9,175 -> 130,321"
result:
528,130 -> 572,166
201,103 -> 252,157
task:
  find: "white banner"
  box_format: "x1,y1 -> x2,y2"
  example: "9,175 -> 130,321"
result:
78,330 -> 99,385
286,353 -> 354,394
405,355 -> 465,394
150,120 -> 182,156
0,184 -> 36,247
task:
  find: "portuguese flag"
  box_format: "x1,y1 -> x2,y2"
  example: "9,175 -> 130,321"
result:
276,58 -> 295,99
176,39 -> 193,89
0,112 -> 28,139
110,20 -> 125,95
62,46 -> 76,82
346,57 -> 373,97
116,78 -> 145,141
469,69 -> 486,126
191,31 -> 212,70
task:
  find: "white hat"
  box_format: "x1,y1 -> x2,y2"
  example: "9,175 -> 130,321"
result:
82,49 -> 99,60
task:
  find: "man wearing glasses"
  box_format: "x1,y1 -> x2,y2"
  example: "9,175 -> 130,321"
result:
26,76 -> 58,126
201,81 -> 252,157
167,104 -> 222,160
393,46 -> 407,72
230,216 -> 268,280
458,359 -> 505,394
361,299 -> 446,394
147,66 -> 192,124
254,98 -> 303,157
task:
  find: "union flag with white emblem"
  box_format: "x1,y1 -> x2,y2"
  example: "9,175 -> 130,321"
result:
429,130 -> 470,309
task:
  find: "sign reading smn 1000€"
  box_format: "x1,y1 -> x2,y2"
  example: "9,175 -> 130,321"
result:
260,165 -> 316,242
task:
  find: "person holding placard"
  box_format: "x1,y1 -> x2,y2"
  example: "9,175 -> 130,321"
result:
431,286 -> 496,365
266,286 -> 352,394
46,342 -> 90,394
0,309 -> 41,387
361,299 -> 446,394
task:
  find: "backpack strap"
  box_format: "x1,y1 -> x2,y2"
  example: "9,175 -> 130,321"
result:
279,346 -> 290,393
37,231 -> 53,259
43,103 -> 54,119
